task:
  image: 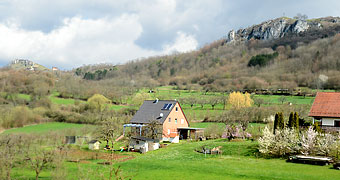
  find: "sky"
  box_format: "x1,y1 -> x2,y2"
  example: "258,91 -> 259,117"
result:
0,0 -> 339,70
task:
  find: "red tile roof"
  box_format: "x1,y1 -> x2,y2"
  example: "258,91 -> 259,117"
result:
309,92 -> 340,117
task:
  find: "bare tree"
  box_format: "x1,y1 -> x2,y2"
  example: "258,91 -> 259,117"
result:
24,136 -> 57,180
198,98 -> 207,109
209,97 -> 220,110
278,96 -> 287,104
0,135 -> 25,180
146,120 -> 162,140
253,97 -> 266,107
98,120 -> 116,149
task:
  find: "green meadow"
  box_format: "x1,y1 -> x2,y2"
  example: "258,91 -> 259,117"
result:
3,122 -> 86,134
8,139 -> 340,180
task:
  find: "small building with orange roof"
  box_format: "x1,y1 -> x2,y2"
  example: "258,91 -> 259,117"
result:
309,92 -> 340,131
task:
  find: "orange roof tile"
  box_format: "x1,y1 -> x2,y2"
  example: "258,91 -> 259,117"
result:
309,92 -> 340,117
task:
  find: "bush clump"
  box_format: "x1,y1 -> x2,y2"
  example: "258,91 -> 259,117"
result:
248,52 -> 278,67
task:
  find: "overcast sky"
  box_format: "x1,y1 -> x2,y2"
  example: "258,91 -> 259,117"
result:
0,0 -> 339,70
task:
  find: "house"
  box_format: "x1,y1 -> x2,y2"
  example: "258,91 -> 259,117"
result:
89,140 -> 101,150
126,100 -> 204,144
309,92 -> 340,131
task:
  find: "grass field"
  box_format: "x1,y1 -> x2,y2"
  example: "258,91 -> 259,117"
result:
49,92 -> 132,111
2,122 -> 86,134
253,94 -> 315,105
10,139 -> 340,180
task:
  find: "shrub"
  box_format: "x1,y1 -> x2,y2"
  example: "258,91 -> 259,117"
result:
247,52 -> 278,67
204,124 -> 224,139
0,106 -> 36,128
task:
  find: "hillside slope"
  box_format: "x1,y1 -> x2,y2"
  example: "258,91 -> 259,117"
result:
73,16 -> 340,92
9,59 -> 49,71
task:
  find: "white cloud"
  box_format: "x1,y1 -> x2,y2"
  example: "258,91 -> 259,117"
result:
0,14 -> 199,69
0,15 -> 158,69
163,31 -> 198,54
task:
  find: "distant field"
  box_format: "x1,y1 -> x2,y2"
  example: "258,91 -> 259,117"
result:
151,86 -> 315,105
49,93 -> 132,110
50,96 -> 77,105
190,122 -> 225,128
253,94 -> 315,105
2,122 -> 86,134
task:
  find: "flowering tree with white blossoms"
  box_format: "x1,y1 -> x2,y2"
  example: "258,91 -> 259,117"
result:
300,126 -> 317,155
316,133 -> 335,156
259,126 -> 340,157
258,126 -> 275,154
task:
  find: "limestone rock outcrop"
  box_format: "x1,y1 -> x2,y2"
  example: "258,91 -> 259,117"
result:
226,17 -> 340,43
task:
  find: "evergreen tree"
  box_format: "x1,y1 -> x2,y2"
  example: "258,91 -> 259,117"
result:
278,112 -> 285,130
293,112 -> 299,129
274,113 -> 279,134
288,112 -> 294,128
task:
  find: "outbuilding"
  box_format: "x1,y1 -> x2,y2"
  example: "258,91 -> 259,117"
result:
89,140 -> 101,150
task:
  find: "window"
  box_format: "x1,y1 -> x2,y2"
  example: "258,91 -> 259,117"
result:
181,119 -> 184,124
175,118 -> 177,124
169,118 -> 171,123
176,107 -> 178,112
168,129 -> 170,135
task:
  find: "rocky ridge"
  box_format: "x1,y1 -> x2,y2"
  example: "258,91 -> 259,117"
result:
226,16 -> 340,43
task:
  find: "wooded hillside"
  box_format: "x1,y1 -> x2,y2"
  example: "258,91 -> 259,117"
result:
74,32 -> 340,92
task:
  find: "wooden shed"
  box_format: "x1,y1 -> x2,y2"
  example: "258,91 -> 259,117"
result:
89,140 -> 101,150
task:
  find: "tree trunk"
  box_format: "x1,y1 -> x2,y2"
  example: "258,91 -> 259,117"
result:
35,170 -> 40,180
6,170 -> 11,180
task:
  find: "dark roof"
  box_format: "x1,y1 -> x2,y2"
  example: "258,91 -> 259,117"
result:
89,140 -> 101,144
309,92 -> 340,118
130,100 -> 177,124
131,136 -> 160,142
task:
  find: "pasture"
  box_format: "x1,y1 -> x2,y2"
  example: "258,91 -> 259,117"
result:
9,139 -> 340,180
2,122 -> 87,134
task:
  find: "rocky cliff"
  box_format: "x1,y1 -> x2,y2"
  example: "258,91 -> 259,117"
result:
226,16 -> 340,43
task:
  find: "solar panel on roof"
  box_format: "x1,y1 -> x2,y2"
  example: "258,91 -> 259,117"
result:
162,104 -> 168,110
166,104 -> 172,110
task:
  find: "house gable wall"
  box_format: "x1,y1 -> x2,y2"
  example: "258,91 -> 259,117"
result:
162,102 -> 188,138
